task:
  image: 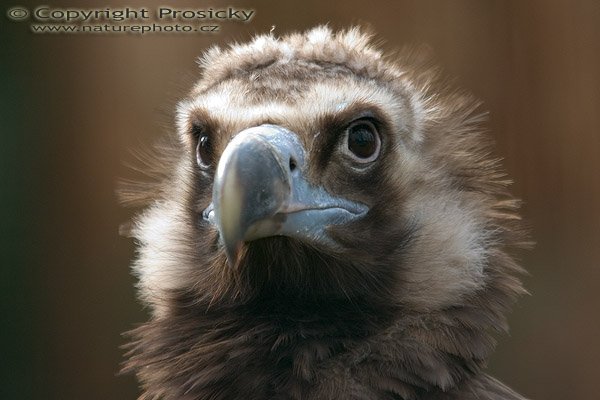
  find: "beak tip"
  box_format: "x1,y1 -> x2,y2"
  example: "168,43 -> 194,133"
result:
224,241 -> 243,267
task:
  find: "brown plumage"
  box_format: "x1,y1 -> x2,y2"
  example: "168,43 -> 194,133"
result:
121,27 -> 530,400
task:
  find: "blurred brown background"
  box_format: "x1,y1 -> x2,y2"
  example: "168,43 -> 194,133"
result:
1,0 -> 598,399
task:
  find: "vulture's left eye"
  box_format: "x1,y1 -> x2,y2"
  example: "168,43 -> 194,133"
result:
343,120 -> 381,163
196,135 -> 213,170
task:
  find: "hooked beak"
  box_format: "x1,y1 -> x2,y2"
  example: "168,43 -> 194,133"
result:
203,125 -> 368,264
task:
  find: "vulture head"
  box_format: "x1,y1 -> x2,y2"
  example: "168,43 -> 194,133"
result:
121,27 -> 529,400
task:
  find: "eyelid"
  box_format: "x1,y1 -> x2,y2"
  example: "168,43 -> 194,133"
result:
191,122 -> 205,140
340,110 -> 384,141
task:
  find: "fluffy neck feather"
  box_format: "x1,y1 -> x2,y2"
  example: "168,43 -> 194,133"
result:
123,245 -> 524,400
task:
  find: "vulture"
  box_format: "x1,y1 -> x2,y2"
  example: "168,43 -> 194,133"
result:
121,27 -> 529,400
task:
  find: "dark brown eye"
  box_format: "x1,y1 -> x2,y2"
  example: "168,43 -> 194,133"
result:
344,120 -> 381,163
196,135 -> 213,170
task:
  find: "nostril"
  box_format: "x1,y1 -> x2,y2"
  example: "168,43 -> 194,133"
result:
289,157 -> 297,172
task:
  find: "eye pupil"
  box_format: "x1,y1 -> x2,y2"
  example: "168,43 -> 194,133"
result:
347,123 -> 379,160
196,135 -> 212,169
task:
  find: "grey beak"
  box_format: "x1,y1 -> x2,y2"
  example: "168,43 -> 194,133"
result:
204,125 -> 367,264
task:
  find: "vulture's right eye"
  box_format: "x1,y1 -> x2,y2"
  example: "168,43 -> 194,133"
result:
196,134 -> 213,170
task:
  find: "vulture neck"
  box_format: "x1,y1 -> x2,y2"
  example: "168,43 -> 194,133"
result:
126,230 -> 522,398
124,281 -> 514,399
